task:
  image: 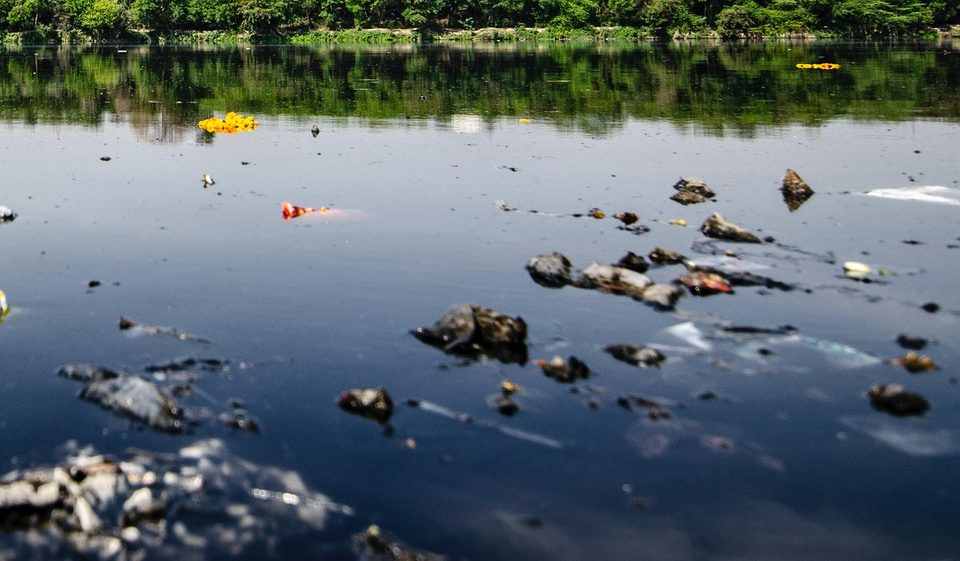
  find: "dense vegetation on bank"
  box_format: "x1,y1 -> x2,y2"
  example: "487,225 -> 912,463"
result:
0,0 -> 957,42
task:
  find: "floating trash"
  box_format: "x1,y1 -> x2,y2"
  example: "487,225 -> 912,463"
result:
197,112 -> 258,134
795,63 -> 841,70
281,201 -> 332,220
862,185 -> 960,207
843,261 -> 872,280
0,289 -> 8,318
0,205 -> 16,223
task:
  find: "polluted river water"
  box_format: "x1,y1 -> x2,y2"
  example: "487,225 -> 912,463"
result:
0,42 -> 959,559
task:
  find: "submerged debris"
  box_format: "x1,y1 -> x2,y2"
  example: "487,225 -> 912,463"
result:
700,213 -> 762,243
536,356 -> 590,383
616,252 -> 649,273
605,345 -> 665,367
616,395 -> 672,420
118,317 -> 211,344
781,169 -> 815,210
673,177 -> 715,198
338,388 -> 394,424
413,304 -> 528,363
677,272 -> 733,296
526,252 -> 573,288
0,206 -> 16,223
868,384 -> 930,416
648,247 -> 685,265
892,352 -> 938,373
670,191 -> 708,206
144,357 -> 229,374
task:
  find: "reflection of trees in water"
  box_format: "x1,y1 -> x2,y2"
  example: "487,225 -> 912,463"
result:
0,42 -> 957,139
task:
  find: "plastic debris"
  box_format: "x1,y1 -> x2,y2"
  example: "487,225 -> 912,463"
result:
202,173 -> 215,188
526,252 -> 573,288
197,112 -> 258,134
338,388 -> 394,424
58,365 -> 184,432
678,272 -> 733,296
406,399 -> 563,449
781,169 -> 815,211
665,322 -> 713,351
840,416 -> 959,457
700,213 -> 762,243
0,206 -> 16,223
281,201 -> 332,220
536,355 -> 590,383
605,345 -> 665,367
119,317 -> 211,344
843,261 -> 872,280
669,218 -> 689,227
673,177 -> 715,198
892,352 -> 938,373
868,384 -> 929,416
863,185 -> 960,206
413,304 -> 528,364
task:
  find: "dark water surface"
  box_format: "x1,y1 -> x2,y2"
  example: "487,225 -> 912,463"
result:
1,42 -> 959,560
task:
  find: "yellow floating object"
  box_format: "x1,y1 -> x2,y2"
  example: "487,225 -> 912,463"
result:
518,118 -> 532,125
0,289 -> 8,318
197,112 -> 258,134
670,218 -> 688,227
796,63 -> 841,71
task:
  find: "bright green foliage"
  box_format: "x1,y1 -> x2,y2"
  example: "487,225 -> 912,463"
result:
0,0 -> 956,37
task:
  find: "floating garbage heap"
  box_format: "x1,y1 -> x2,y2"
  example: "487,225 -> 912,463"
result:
197,113 -> 258,134
0,440 -> 440,560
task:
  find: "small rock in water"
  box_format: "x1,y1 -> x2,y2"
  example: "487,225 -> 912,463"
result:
670,191 -> 708,206
614,211 -> 639,225
677,272 -> 733,296
781,169 -> 815,211
896,334 -> 928,351
892,352 -> 938,373
338,388 -> 394,424
616,252 -> 649,273
673,177 -> 715,198
700,213 -> 762,243
0,206 -> 17,223
575,263 -> 652,297
868,384 -> 930,416
605,345 -> 665,367
536,356 -> 590,383
640,284 -> 684,310
413,304 -> 528,363
526,252 -> 573,288
648,247 -> 685,265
